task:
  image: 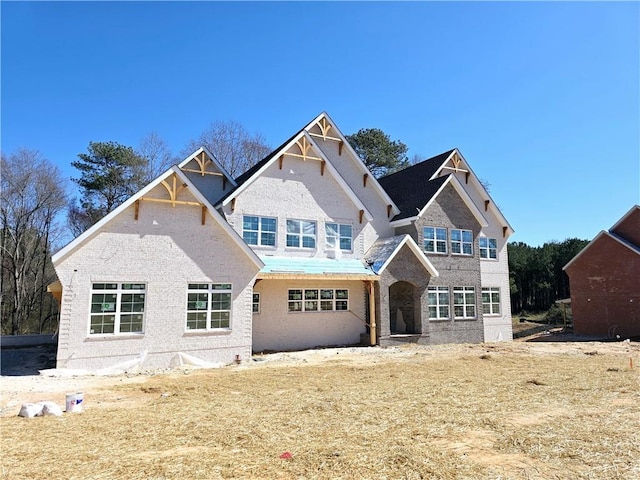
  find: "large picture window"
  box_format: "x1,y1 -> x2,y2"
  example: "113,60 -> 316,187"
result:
424,227 -> 447,254
243,215 -> 276,247
186,283 -> 232,330
288,288 -> 348,312
428,286 -> 450,320
453,286 -> 476,319
479,237 -> 498,259
286,219 -> 316,249
326,223 -> 352,251
90,283 -> 146,335
482,287 -> 501,315
451,229 -> 473,255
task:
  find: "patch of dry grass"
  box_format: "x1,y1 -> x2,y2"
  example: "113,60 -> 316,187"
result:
2,345 -> 639,479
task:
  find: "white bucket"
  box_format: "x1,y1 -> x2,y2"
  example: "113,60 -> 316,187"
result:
65,392 -> 84,413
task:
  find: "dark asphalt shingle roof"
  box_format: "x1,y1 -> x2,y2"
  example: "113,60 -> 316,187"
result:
378,149 -> 456,221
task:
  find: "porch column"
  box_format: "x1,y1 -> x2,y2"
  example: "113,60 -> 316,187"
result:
366,280 -> 376,346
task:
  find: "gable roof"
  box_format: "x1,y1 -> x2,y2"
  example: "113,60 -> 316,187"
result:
379,148 -> 513,235
365,234 -> 438,277
563,230 -> 640,271
52,166 -> 263,269
563,205 -> 640,271
218,124 -> 374,221
178,146 -> 237,188
304,112 -> 401,217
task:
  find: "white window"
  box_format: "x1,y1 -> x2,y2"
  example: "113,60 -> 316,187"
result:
479,237 -> 498,259
482,287 -> 501,315
186,283 -> 232,330
424,227 -> 447,253
90,283 -> 146,335
451,229 -> 473,255
428,286 -> 450,320
326,223 -> 352,251
286,219 -> 316,249
288,288 -> 348,312
243,215 -> 276,247
252,293 -> 260,314
453,286 -> 476,319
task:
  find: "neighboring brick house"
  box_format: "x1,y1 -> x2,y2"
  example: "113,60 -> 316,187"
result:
51,112 -> 515,371
563,205 -> 640,339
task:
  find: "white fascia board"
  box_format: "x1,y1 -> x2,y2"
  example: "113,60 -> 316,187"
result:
52,166 -> 179,265
308,112 -> 401,217
52,166 -> 263,270
303,132 -> 373,222
429,149 -> 459,180
389,216 -> 418,228
175,169 -> 263,269
376,235 -> 439,277
178,146 -> 237,187
221,132 -> 304,207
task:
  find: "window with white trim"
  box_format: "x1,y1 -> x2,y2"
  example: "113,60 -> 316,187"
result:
243,215 -> 276,247
482,287 -> 501,315
286,219 -> 316,249
453,286 -> 476,319
326,223 -> 352,251
288,288 -> 348,312
252,293 -> 260,314
424,227 -> 447,253
90,283 -> 146,335
186,283 -> 232,330
428,286 -> 450,320
479,237 -> 498,259
451,229 -> 473,255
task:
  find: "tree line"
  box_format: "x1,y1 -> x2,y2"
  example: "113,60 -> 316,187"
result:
508,238 -> 589,314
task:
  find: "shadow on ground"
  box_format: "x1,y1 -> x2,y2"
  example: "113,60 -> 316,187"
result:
1,344 -> 57,376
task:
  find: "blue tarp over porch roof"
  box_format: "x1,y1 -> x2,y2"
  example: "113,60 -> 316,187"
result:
258,256 -> 377,278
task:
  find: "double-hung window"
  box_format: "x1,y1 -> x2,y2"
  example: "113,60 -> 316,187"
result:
288,288 -> 348,312
451,229 -> 473,255
453,286 -> 476,319
479,237 -> 498,259
286,219 -> 316,249
186,283 -> 232,330
252,293 -> 260,314
243,215 -> 276,247
428,286 -> 450,320
90,283 -> 146,335
424,227 -> 447,253
482,287 -> 501,315
326,223 -> 352,251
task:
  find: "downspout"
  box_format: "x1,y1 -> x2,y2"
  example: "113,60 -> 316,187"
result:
366,280 -> 376,346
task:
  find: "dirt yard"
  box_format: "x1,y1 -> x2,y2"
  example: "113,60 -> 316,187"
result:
1,336 -> 639,479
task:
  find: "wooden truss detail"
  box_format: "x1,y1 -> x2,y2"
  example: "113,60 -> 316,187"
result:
503,226 -> 508,237
321,160 -> 326,176
309,117 -> 342,143
359,209 -> 364,224
338,140 -> 344,156
485,200 -> 490,212
363,173 -> 369,187
137,173 -> 208,225
279,155 -> 284,170
181,151 -> 225,177
285,136 -> 322,162
387,204 -> 393,218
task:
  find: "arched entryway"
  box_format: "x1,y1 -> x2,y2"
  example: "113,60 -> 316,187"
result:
389,281 -> 421,334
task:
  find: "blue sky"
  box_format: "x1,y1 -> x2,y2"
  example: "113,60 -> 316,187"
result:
2,1 -> 638,246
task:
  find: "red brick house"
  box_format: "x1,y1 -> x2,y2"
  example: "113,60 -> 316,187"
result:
563,205 -> 640,339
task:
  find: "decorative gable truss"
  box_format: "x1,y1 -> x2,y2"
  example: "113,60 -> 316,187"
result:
52,166 -> 261,268
178,146 -> 237,190
432,149 -> 514,238
221,129 -> 374,224
304,112 -> 401,220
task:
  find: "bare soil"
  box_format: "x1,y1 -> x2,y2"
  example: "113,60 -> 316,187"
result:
1,334 -> 639,479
